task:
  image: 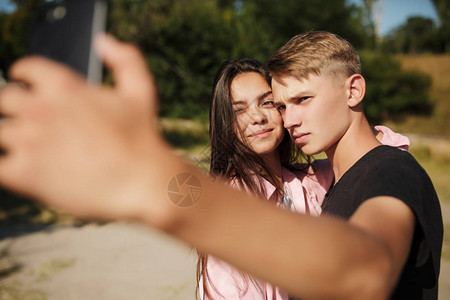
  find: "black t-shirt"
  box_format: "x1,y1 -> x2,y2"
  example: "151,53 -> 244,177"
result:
322,145 -> 443,300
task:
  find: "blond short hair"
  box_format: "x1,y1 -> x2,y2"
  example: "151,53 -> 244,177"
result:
267,31 -> 361,82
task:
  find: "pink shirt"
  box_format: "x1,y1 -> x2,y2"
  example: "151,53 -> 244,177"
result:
199,126 -> 410,300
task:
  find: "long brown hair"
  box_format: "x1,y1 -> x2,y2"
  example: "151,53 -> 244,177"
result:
197,58 -> 307,299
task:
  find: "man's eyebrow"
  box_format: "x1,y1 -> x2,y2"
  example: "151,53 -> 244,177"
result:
286,90 -> 312,102
272,90 -> 311,107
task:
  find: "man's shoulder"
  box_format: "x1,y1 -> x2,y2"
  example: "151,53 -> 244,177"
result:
350,146 -> 430,192
366,144 -> 411,159
352,146 -> 436,204
359,145 -> 419,172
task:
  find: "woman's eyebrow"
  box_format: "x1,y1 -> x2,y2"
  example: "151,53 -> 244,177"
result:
232,91 -> 272,106
256,91 -> 273,102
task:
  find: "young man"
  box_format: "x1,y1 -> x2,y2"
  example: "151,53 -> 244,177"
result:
267,31 -> 443,300
0,32 -> 442,299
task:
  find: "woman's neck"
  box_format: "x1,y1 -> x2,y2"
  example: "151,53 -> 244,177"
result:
260,151 -> 282,179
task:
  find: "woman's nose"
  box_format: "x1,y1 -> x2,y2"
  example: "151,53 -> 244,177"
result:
249,107 -> 267,125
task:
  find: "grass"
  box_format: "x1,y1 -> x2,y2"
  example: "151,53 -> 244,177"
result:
441,224 -> 450,261
410,146 -> 450,204
0,281 -> 46,300
35,259 -> 77,283
160,118 -> 210,150
0,258 -> 76,300
0,246 -> 21,280
443,224 -> 450,261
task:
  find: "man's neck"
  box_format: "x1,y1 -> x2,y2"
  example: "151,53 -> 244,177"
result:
325,117 -> 381,183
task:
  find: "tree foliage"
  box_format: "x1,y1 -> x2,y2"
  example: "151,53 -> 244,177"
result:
238,0 -> 369,49
382,0 -> 450,54
107,0 -> 239,117
105,0 -> 373,118
431,0 -> 450,51
382,16 -> 441,54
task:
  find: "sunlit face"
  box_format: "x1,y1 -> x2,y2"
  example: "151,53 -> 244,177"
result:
272,73 -> 352,156
230,72 -> 285,156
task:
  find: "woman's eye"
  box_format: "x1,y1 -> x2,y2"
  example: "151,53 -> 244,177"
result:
262,100 -> 275,107
233,108 -> 245,114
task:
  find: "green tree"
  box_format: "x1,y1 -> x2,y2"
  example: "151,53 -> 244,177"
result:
239,0 -> 369,50
431,0 -> 450,52
108,0 -> 239,118
382,16 -> 439,54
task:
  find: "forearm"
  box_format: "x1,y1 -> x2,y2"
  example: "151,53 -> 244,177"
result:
136,148 -> 392,300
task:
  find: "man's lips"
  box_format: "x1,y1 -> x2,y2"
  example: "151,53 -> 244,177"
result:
292,133 -> 310,144
248,128 -> 273,138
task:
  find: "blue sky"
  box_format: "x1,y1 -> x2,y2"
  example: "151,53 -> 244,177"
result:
349,0 -> 439,35
0,0 -> 13,13
0,0 -> 440,36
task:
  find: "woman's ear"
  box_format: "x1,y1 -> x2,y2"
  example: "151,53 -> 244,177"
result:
347,74 -> 366,108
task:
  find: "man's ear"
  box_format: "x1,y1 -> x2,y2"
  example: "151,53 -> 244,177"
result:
347,74 -> 365,108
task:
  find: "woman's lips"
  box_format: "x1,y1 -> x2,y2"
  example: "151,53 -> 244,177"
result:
249,128 -> 273,138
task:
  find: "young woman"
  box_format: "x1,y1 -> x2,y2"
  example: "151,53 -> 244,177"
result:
198,58 -> 409,299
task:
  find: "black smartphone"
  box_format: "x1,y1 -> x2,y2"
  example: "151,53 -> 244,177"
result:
29,0 -> 108,83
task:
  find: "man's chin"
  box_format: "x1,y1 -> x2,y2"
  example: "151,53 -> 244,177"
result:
299,145 -> 323,156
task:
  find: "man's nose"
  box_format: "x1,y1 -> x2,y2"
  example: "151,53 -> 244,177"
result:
282,107 -> 301,129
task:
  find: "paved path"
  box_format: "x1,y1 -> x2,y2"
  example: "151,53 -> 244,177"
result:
0,223 -> 197,300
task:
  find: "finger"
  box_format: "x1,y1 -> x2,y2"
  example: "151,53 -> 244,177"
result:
0,117 -> 42,194
94,34 -> 158,104
0,117 -> 26,150
9,56 -> 85,92
0,150 -> 30,197
0,84 -> 29,117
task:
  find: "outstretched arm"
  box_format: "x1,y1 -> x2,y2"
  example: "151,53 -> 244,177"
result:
0,35 -> 414,300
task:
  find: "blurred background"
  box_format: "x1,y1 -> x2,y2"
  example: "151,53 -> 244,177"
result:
0,0 -> 449,298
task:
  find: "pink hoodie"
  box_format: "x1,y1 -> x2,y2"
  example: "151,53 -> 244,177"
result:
199,126 -> 410,300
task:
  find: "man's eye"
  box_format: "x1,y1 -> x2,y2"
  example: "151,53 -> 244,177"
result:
277,105 -> 286,111
298,96 -> 311,103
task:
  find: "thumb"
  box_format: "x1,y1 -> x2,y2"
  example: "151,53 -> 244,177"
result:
94,34 -> 158,107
